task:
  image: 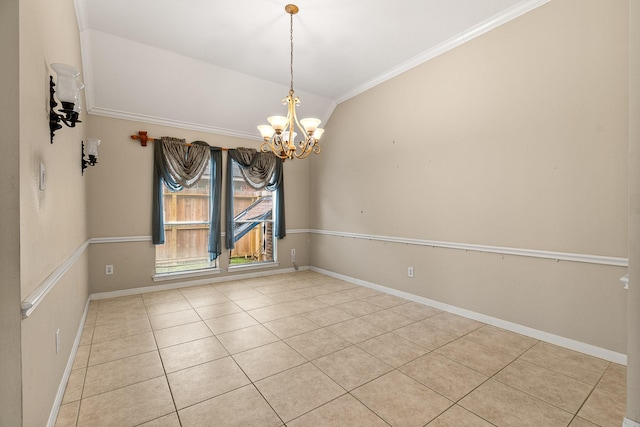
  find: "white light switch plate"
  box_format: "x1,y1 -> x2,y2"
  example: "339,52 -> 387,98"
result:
39,162 -> 46,191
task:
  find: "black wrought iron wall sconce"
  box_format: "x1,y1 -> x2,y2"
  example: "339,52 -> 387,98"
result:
49,63 -> 83,144
82,138 -> 100,175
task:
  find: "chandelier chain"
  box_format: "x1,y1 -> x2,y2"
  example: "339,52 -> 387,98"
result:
289,11 -> 294,95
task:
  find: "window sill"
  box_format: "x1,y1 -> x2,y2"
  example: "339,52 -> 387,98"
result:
153,267 -> 221,282
227,261 -> 280,273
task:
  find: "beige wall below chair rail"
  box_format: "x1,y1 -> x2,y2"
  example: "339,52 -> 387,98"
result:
23,234 -> 628,356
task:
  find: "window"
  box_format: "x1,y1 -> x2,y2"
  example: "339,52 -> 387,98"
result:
155,163 -> 216,273
229,161 -> 276,266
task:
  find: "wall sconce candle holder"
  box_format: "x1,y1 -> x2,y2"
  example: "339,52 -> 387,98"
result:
81,138 -> 100,175
49,63 -> 83,143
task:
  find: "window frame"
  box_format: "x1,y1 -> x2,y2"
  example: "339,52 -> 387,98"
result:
154,164 -> 219,277
227,160 -> 279,271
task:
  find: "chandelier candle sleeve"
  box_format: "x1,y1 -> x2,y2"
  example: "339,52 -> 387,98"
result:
257,4 -> 325,160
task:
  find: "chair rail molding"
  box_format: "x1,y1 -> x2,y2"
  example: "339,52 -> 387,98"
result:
21,240 -> 90,318
310,229 -> 628,267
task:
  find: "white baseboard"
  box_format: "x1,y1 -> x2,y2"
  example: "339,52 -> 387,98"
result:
47,298 -> 91,427
310,267 -> 627,365
91,266 -> 307,300
623,418 -> 640,427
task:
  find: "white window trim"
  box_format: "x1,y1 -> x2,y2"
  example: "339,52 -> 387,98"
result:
227,261 -> 280,273
153,267 -> 221,282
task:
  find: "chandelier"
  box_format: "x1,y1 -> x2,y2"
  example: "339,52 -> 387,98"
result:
258,4 -> 324,160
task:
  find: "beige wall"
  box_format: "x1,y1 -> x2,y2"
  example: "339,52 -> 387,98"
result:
85,115 -> 311,293
0,0 -> 23,424
4,0 -> 635,423
20,0 -> 88,298
21,261 -> 89,426
627,0 -> 640,422
310,0 -> 629,353
15,0 -> 91,425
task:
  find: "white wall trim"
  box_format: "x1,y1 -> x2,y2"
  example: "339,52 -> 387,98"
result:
46,298 -> 90,427
89,230 -> 310,244
22,232 -> 310,317
89,236 -> 152,244
286,229 -> 312,234
88,106 -> 261,141
335,0 -> 552,104
21,240 -> 90,318
91,266 -> 308,301
227,261 -> 281,274
310,229 -> 628,267
22,229 -> 626,318
623,419 -> 640,427
21,237 -> 149,318
310,266 -> 628,365
153,268 -> 221,282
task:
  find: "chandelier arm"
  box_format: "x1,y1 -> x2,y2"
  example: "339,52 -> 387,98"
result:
261,138 -> 290,160
295,135 -> 313,152
295,146 -> 313,159
291,104 -> 312,142
276,133 -> 292,159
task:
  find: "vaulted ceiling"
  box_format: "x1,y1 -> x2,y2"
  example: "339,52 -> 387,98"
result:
74,0 -> 548,140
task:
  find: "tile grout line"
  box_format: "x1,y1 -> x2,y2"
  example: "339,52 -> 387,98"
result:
142,294 -> 180,425
568,360 -> 613,426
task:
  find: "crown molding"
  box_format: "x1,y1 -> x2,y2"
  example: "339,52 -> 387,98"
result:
87,107 -> 262,141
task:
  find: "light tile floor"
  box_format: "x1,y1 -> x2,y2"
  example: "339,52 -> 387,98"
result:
55,271 -> 627,427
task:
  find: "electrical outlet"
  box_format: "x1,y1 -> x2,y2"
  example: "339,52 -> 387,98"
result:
291,248 -> 296,262
55,329 -> 60,354
105,264 -> 114,275
407,266 -> 414,278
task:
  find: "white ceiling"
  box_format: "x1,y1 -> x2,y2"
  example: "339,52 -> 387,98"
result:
73,0 -> 549,140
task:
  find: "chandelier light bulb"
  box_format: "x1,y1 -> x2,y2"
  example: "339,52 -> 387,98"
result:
282,131 -> 297,144
300,118 -> 321,134
258,125 -> 276,140
267,116 -> 288,133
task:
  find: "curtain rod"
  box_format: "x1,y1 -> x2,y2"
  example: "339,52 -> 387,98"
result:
130,131 -> 229,149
